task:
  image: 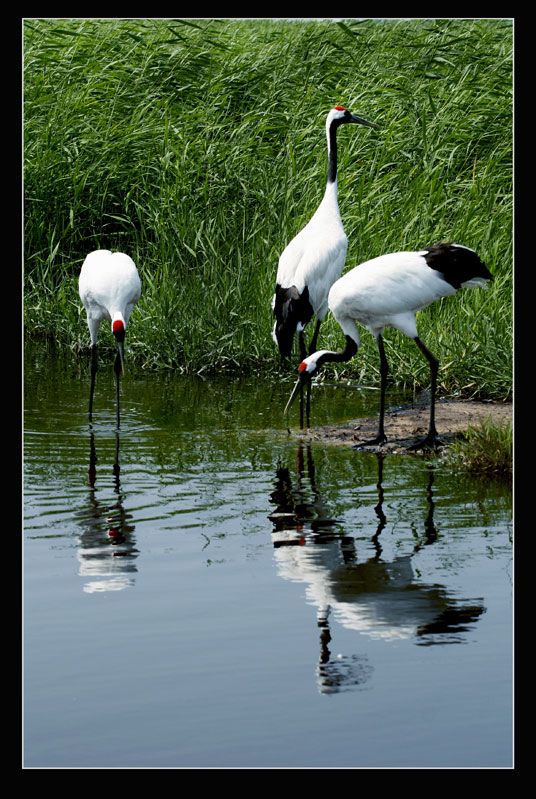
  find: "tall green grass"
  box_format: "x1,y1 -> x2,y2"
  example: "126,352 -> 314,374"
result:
24,18 -> 512,397
446,419 -> 513,480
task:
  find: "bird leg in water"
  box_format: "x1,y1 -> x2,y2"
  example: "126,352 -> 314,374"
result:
407,337 -> 442,450
298,321 -> 321,429
297,328 -> 307,429
298,382 -> 312,430
358,333 -> 388,447
88,344 -> 98,424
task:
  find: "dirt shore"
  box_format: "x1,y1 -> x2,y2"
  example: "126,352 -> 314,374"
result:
288,398 -> 513,453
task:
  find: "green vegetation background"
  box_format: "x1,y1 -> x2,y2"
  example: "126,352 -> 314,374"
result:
24,18 -> 513,399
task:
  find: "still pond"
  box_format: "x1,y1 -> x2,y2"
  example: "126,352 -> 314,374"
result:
23,344 -> 513,768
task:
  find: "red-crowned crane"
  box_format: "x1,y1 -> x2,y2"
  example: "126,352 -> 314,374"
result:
284,242 -> 493,450
273,105 -> 378,423
79,249 -> 141,429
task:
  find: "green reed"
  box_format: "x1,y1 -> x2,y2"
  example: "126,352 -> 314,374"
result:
24,18 -> 512,398
446,418 -> 513,480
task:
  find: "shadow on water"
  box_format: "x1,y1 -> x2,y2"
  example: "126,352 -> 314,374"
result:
24,347 -> 512,766
268,444 -> 485,694
74,431 -> 139,593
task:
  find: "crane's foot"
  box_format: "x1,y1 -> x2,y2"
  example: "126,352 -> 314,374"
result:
354,432 -> 388,449
407,430 -> 443,451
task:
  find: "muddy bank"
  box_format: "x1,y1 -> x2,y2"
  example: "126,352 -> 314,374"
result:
288,399 -> 513,453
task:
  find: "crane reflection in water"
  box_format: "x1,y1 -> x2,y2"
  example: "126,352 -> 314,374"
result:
74,431 -> 139,593
268,445 -> 485,694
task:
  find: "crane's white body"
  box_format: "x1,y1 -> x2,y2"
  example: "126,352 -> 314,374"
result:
328,250 -> 454,343
79,249 -> 141,343
328,247 -> 488,343
276,181 -> 348,323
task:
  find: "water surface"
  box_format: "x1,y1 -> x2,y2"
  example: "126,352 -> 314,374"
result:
24,345 -> 513,768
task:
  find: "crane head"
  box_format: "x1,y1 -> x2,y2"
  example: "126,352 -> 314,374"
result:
329,106 -> 379,129
283,354 -> 321,416
112,319 -> 126,374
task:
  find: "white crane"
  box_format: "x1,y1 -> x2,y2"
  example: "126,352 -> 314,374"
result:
273,105 -> 378,422
284,242 -> 493,450
79,250 -> 141,428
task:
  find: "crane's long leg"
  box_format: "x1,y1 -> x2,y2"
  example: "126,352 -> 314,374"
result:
295,319 -> 322,429
296,328 -> 306,428
308,320 -> 321,356
114,350 -> 122,429
88,344 -> 98,424
299,319 -> 321,428
407,336 -> 442,450
303,319 -> 321,429
304,384 -> 311,429
359,333 -> 388,447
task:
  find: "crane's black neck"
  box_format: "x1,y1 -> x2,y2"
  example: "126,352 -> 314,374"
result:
327,118 -> 344,184
316,335 -> 358,367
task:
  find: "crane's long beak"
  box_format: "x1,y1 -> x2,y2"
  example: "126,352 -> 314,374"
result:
117,340 -> 125,375
350,113 -> 379,129
284,373 -> 310,416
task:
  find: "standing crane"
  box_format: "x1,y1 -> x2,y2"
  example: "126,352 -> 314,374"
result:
284,242 -> 493,450
79,250 -> 141,429
273,105 -> 378,425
